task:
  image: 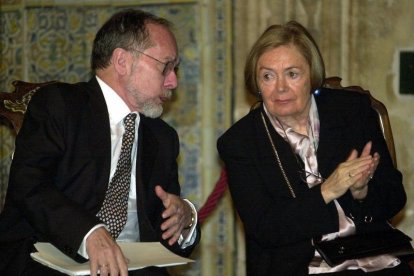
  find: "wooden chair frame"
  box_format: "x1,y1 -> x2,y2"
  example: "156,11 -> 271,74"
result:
0,80 -> 58,135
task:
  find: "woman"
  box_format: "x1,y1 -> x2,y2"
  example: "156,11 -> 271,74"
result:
217,21 -> 412,275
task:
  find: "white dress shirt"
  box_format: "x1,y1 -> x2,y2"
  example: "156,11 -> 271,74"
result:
78,77 -> 197,258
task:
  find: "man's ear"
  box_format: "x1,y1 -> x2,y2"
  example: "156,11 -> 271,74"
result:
112,48 -> 131,75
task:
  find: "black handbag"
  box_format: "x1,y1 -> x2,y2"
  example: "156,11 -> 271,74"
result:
313,228 -> 414,267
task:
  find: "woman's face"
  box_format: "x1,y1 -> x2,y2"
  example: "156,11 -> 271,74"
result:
257,44 -> 312,121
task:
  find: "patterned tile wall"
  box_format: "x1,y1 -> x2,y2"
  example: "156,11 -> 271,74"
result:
0,3 -> 198,209
0,1 -> 233,275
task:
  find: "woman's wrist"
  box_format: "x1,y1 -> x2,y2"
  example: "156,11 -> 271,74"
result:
320,181 -> 335,204
350,185 -> 368,200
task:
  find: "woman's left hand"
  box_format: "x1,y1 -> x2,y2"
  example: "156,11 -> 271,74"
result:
349,141 -> 380,200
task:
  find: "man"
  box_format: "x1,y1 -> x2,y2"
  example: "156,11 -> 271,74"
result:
0,9 -> 200,276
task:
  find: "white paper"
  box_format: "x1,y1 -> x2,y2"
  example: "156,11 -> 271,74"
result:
31,242 -> 194,276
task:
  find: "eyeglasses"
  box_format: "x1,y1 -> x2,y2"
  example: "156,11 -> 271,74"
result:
129,49 -> 179,76
298,169 -> 325,185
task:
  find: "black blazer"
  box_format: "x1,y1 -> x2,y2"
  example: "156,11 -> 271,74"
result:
0,77 -> 200,274
217,88 -> 406,275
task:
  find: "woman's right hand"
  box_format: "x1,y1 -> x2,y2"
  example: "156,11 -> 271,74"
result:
321,142 -> 375,203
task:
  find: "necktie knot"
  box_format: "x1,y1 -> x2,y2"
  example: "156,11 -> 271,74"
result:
124,113 -> 137,131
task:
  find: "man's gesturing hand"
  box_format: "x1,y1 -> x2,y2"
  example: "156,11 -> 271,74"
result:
155,185 -> 193,245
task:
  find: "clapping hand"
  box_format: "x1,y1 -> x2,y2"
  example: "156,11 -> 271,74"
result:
321,141 -> 379,203
348,141 -> 380,200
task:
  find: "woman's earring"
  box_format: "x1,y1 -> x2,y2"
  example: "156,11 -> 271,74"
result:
258,91 -> 262,96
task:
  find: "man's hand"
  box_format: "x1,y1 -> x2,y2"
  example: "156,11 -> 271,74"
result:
155,185 -> 193,245
86,227 -> 128,276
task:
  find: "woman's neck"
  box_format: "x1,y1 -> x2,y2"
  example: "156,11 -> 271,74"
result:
275,100 -> 311,135
276,115 -> 309,136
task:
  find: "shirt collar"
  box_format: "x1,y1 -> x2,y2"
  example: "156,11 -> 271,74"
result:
96,76 -> 133,125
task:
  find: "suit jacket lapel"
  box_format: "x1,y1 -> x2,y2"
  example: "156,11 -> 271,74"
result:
83,78 -> 112,204
315,90 -> 348,179
253,107 -> 303,197
135,115 -> 158,240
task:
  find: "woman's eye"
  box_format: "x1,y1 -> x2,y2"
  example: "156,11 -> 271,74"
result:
262,73 -> 273,81
288,71 -> 299,78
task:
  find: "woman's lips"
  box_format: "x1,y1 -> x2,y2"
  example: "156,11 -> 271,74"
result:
274,98 -> 292,104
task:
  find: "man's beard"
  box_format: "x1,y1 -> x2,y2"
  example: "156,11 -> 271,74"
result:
140,98 -> 163,118
129,88 -> 172,118
125,64 -> 172,118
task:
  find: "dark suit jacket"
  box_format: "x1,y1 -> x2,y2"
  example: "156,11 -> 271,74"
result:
0,77 -> 200,275
217,88 -> 406,275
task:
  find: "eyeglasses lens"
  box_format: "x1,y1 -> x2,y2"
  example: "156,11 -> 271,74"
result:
163,61 -> 178,76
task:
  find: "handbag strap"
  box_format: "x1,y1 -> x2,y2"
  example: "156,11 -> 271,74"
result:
260,111 -> 296,198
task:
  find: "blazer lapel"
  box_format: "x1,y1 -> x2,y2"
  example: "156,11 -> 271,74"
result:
82,78 -> 112,203
253,107 -> 303,197
314,90 -> 348,178
135,115 -> 158,240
